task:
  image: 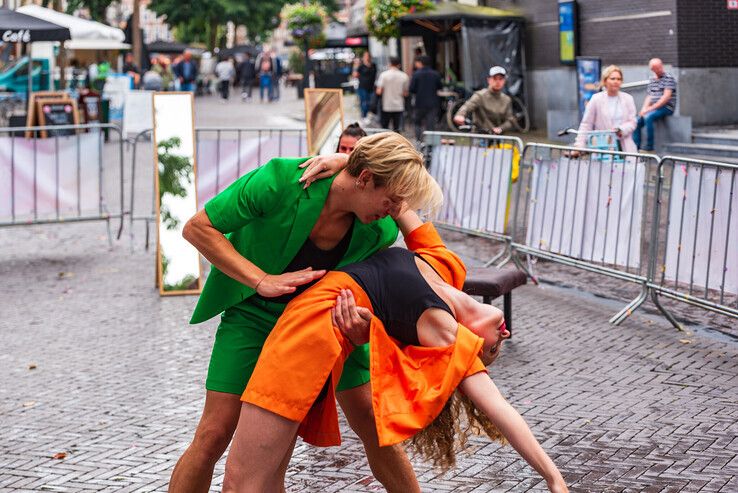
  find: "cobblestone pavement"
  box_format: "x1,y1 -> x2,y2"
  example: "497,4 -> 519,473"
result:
1,220 -> 737,492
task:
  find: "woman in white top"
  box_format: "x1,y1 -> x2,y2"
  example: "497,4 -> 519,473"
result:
574,65 -> 637,153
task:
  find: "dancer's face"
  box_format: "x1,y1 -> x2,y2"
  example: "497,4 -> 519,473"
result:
337,135 -> 359,155
352,170 -> 402,223
457,296 -> 509,365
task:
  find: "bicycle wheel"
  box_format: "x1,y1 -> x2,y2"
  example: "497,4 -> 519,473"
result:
445,98 -> 466,132
511,95 -> 530,133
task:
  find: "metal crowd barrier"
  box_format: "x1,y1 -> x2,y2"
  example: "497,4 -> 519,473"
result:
423,130 -> 524,266
648,156 -> 738,324
511,143 -> 662,325
0,123 -> 125,245
129,127 -> 307,248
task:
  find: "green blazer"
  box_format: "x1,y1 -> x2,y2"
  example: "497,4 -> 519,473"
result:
190,157 -> 399,324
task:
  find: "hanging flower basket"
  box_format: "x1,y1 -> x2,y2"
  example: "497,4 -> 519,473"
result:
366,0 -> 434,44
282,2 -> 327,40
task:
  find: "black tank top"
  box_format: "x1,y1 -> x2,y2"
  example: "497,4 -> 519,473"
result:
339,248 -> 453,346
256,223 -> 354,304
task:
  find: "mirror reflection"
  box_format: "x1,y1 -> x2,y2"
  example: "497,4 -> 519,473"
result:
304,88 -> 344,155
153,92 -> 202,295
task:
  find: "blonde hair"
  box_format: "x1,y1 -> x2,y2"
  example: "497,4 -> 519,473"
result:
601,65 -> 623,86
409,391 -> 507,471
346,132 -> 442,217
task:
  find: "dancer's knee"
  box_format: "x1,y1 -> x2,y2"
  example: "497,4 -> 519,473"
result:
192,422 -> 234,461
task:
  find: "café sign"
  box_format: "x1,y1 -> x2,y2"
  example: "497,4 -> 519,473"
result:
2,29 -> 32,43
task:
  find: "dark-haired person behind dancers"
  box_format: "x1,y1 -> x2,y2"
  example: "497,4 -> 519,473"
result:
336,122 -> 367,154
222,201 -> 569,492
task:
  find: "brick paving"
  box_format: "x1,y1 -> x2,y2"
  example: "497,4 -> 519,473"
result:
2,91 -> 737,491
1,219 -> 737,492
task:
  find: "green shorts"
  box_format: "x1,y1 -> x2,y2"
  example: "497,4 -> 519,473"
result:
206,296 -> 370,395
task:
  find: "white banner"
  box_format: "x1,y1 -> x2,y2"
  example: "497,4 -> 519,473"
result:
123,90 -> 154,136
196,134 -> 306,210
0,133 -> 102,222
525,156 -> 645,269
429,144 -> 513,235
664,163 -> 738,295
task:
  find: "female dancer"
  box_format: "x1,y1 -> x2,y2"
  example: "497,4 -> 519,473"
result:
222,205 -> 569,492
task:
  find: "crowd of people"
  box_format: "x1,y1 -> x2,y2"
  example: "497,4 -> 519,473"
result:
119,49 -> 284,103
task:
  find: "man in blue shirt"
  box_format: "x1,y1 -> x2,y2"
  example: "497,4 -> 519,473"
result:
174,51 -> 199,93
634,58 -> 677,151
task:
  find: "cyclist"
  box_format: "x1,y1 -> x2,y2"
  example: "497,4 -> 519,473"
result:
453,66 -> 517,135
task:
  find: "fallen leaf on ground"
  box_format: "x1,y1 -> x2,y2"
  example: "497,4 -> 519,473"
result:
679,339 -> 692,344
22,401 -> 36,407
28,363 -> 37,370
57,272 -> 74,279
52,452 -> 67,460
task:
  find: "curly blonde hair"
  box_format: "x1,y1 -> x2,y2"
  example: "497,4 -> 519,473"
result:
408,391 -> 508,471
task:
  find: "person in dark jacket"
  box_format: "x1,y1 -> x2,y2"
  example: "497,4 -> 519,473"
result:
352,52 -> 377,120
173,51 -> 198,92
238,53 -> 256,100
409,56 -> 442,141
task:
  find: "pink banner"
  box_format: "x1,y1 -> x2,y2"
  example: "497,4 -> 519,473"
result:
196,134 -> 306,210
0,133 -> 102,222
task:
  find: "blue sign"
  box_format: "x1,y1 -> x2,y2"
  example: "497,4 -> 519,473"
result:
576,57 -> 601,119
558,1 -> 577,64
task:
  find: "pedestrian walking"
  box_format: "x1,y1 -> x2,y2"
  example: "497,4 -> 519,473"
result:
215,56 -> 235,102
237,53 -> 256,101
352,52 -> 377,122
376,57 -> 409,132
409,55 -> 442,141
258,55 -> 273,102
173,51 -> 198,93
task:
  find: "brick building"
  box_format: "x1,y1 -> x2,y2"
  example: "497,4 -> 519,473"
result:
483,0 -> 738,129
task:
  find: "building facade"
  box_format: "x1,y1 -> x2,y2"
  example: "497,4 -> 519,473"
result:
482,0 -> 738,128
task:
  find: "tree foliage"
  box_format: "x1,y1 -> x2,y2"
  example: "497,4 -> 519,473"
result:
65,0 -> 116,23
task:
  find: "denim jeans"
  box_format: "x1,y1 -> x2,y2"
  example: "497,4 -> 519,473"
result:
259,74 -> 273,101
357,87 -> 370,117
634,106 -> 673,150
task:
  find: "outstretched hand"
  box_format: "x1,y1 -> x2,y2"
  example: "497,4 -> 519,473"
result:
298,153 -> 350,188
332,289 -> 372,346
255,267 -> 326,298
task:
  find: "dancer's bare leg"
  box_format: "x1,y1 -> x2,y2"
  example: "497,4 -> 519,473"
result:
337,383 -> 420,493
169,391 -> 242,493
273,435 -> 298,492
222,402 -> 300,493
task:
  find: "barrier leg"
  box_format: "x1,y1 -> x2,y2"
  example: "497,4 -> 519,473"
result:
609,284 -> 648,325
650,289 -> 685,332
511,253 -> 539,285
105,217 -> 113,248
483,249 -> 506,267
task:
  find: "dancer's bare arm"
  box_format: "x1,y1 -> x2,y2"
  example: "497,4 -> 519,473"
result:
183,210 -> 325,297
459,373 -> 568,493
298,153 -> 349,187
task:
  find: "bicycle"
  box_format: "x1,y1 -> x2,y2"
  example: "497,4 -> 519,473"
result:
445,89 -> 530,133
558,128 -> 624,162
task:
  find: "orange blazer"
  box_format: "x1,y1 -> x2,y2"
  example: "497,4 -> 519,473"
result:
242,223 -> 486,447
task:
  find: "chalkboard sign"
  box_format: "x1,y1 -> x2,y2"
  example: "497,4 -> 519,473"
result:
80,93 -> 101,124
36,98 -> 79,138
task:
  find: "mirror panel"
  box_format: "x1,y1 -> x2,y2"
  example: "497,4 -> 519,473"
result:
304,88 -> 344,155
153,92 -> 202,295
